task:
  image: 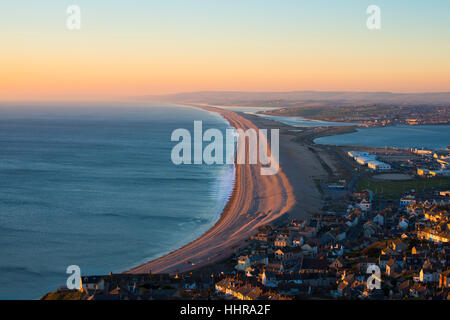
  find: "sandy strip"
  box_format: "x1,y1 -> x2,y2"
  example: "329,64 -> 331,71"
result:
126,106 -> 295,275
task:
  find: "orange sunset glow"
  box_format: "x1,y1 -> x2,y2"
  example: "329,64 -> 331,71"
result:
1,1 -> 449,100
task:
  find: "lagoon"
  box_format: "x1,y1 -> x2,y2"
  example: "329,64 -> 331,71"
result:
314,125 -> 450,150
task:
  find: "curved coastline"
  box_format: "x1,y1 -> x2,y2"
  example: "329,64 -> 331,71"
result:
126,105 -> 296,275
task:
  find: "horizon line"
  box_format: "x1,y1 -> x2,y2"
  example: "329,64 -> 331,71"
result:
1,89 -> 450,103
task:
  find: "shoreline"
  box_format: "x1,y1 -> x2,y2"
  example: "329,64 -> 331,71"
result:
126,105 -> 296,275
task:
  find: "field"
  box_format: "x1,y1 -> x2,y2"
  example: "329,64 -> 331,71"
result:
357,176 -> 450,198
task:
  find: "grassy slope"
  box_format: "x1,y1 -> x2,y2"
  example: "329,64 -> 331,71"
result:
40,290 -> 86,300
357,177 -> 450,198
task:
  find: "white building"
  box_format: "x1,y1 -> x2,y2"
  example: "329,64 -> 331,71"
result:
355,156 -> 376,165
400,195 -> 416,207
348,151 -> 371,159
411,148 -> 433,156
367,160 -> 391,171
348,151 -> 393,171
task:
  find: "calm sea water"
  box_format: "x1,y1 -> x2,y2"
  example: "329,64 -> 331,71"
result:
255,114 -> 357,127
314,125 -> 450,150
0,102 -> 234,299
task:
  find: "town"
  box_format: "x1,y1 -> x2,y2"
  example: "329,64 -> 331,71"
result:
260,104 -> 450,128
42,145 -> 450,300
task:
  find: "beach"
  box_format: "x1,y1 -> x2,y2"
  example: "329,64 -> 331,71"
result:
126,106 -> 298,274
126,105 -> 328,275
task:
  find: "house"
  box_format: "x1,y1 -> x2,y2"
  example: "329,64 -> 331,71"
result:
379,255 -> 393,271
274,234 -> 290,247
301,243 -> 317,256
330,244 -> 344,256
411,148 -> 433,156
300,258 -> 329,273
359,200 -> 372,212
250,254 -> 269,265
439,270 -> 450,288
439,191 -> 450,197
322,214 -> 339,226
235,256 -> 251,271
397,280 -> 411,296
236,285 -> 262,300
346,213 -> 359,227
80,276 -> 105,293
411,246 -> 420,255
216,278 -> 263,300
261,271 -> 278,287
382,240 -> 408,254
215,278 -> 242,296
251,231 -> 271,242
275,248 -> 293,261
295,273 -> 334,287
424,210 -> 447,223
319,232 -> 336,245
292,237 -> 304,247
406,203 -> 423,216
400,195 -> 416,207
330,257 -> 344,269
334,229 -> 347,242
364,220 -> 378,238
385,259 -> 402,276
235,254 -> 268,271
410,283 -> 428,298
398,218 -> 409,230
419,261 -> 440,283
336,272 -> 355,297
403,253 -> 426,271
417,228 -> 450,243
373,213 -> 384,226
337,281 -> 351,297
263,263 -> 284,274
99,273 -> 157,295
275,247 -> 302,261
417,168 -> 433,177
290,219 -> 306,230
367,160 -> 391,171
298,226 -> 318,238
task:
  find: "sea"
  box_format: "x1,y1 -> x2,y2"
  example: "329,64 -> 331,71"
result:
0,102 -> 235,299
314,125 -> 450,150
252,113 -> 449,150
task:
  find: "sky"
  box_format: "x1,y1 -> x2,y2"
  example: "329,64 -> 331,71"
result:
0,0 -> 449,100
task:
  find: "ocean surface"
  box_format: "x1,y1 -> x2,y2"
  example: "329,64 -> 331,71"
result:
314,125 -> 450,150
0,102 -> 234,299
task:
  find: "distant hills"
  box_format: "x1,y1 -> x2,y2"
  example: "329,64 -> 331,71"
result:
140,91 -> 450,107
